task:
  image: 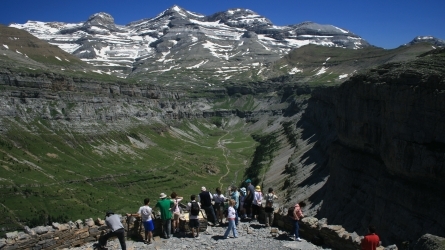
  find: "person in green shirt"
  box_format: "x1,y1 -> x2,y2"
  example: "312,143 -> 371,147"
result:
155,193 -> 174,239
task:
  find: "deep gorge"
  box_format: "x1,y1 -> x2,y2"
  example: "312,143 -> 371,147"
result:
0,50 -> 445,248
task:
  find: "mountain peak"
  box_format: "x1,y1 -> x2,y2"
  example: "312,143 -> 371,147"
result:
87,12 -> 114,24
168,5 -> 184,12
407,36 -> 445,47
206,8 -> 272,29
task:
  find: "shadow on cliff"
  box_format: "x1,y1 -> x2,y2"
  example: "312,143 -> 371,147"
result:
292,93 -> 338,188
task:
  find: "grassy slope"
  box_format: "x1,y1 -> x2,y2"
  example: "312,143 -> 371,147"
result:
0,116 -> 256,232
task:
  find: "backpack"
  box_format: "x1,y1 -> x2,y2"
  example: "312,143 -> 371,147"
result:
287,206 -> 295,217
190,202 -> 200,216
266,193 -> 274,207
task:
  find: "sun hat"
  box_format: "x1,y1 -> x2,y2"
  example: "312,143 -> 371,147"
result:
255,185 -> 261,191
245,179 -> 251,183
159,193 -> 167,199
201,186 -> 206,191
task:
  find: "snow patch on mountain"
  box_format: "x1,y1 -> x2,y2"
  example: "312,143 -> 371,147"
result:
289,67 -> 303,75
10,5 -> 371,81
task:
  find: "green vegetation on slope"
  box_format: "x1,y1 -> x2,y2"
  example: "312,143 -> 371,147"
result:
0,117 -> 256,235
243,131 -> 280,186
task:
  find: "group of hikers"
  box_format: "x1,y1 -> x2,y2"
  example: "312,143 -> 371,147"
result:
95,178 -> 380,250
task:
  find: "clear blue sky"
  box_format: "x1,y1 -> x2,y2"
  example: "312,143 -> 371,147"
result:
1,0 -> 444,49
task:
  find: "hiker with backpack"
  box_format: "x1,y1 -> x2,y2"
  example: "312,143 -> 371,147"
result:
252,185 -> 263,222
126,198 -> 154,244
187,194 -> 201,238
288,203 -> 304,241
264,187 -> 278,227
170,192 -> 183,234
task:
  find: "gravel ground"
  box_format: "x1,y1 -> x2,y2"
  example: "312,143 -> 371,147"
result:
63,220 -> 330,250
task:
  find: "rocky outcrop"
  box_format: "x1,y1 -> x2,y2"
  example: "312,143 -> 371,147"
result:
298,49 -> 445,245
412,234 -> 445,250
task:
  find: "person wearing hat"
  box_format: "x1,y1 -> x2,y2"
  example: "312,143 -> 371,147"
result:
96,211 -> 126,250
155,193 -> 174,239
198,186 -> 217,226
244,179 -> 255,219
252,185 -> 263,222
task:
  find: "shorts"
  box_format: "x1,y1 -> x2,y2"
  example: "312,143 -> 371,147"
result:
189,219 -> 199,229
252,204 -> 261,215
213,202 -> 222,211
143,220 -> 154,232
265,206 -> 274,213
173,212 -> 180,220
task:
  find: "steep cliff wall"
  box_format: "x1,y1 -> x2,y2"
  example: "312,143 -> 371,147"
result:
307,50 -> 445,245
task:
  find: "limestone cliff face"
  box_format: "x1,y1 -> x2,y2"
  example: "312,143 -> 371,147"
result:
0,70 -> 209,130
307,50 -> 445,245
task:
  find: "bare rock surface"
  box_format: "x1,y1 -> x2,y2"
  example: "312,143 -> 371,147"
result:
63,221 -> 328,250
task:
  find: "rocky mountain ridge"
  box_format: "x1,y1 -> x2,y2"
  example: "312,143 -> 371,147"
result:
9,5 -> 370,82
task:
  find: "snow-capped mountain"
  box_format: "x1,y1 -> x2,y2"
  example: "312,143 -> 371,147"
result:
406,36 -> 445,48
10,5 -> 370,82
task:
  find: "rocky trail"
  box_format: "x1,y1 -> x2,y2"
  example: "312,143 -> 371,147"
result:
64,220 -> 327,250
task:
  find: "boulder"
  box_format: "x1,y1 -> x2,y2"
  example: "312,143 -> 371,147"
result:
412,234 -> 445,250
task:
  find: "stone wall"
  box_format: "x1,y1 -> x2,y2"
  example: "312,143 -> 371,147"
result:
0,213 -> 208,250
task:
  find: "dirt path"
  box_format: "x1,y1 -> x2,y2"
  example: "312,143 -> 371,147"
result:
216,131 -> 231,190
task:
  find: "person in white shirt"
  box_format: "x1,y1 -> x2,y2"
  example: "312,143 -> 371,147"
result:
252,185 -> 263,222
126,198 -> 154,244
223,199 -> 238,238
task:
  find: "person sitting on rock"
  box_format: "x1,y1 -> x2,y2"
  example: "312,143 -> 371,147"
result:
96,211 -> 126,250
126,198 -> 154,244
361,225 -> 380,250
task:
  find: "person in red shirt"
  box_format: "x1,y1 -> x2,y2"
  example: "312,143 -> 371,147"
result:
361,225 -> 380,250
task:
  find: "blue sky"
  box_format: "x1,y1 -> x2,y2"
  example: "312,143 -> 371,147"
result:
1,0 -> 444,49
